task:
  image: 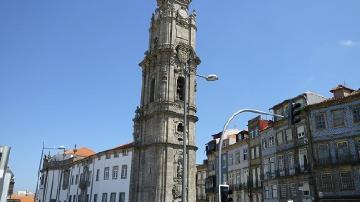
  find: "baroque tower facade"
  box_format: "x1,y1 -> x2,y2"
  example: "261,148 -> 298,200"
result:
130,0 -> 200,201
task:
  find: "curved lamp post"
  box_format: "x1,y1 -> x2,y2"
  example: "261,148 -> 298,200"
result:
217,109 -> 284,200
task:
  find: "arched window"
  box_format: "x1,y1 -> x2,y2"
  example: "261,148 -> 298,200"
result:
177,122 -> 184,133
177,77 -> 185,101
150,78 -> 155,102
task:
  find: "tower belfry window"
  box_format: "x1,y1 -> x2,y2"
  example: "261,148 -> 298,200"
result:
150,78 -> 155,102
177,77 -> 185,101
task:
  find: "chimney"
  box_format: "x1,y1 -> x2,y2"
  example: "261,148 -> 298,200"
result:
330,85 -> 354,99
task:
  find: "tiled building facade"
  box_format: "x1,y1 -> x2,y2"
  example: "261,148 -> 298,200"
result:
202,85 -> 360,202
307,85 -> 360,201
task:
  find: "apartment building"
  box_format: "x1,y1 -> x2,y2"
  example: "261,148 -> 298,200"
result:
196,162 -> 207,202
270,92 -> 326,202
261,125 -> 279,202
36,143 -> 132,202
307,85 -> 360,201
225,130 -> 250,202
204,130 -> 239,202
248,116 -> 271,202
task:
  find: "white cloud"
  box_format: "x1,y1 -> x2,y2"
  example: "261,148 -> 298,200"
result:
339,40 -> 358,48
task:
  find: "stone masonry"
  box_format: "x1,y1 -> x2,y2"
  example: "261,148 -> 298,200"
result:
129,0 -> 200,201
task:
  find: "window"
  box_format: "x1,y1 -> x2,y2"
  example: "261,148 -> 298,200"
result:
287,153 -> 295,175
315,113 -> 326,130
264,186 -> 269,199
262,139 -> 267,149
122,150 -> 128,156
222,154 -> 227,168
321,173 -> 334,192
280,184 -> 287,199
121,165 -> 128,179
110,193 -> 116,202
318,144 -> 330,164
270,157 -> 275,177
299,148 -> 308,171
150,78 -> 155,102
112,166 -> 119,179
75,174 -> 79,184
176,123 -> 184,133
114,152 -> 119,158
255,146 -> 260,158
251,148 -> 255,160
119,192 -> 125,202
276,131 -> 283,145
234,151 -> 240,164
285,128 -> 292,142
269,136 -> 274,147
340,172 -> 355,191
69,195 -> 72,202
96,169 -> 100,181
236,171 -> 241,185
278,155 -> 284,176
102,193 -> 108,202
353,106 -> 360,123
297,125 -> 305,139
272,185 -> 278,198
104,167 -> 110,180
289,183 -> 297,197
332,109 -> 345,127
176,77 -> 185,101
256,167 -> 261,187
252,168 -> 256,188
106,153 -> 111,159
228,153 -> 233,166
263,160 -> 269,179
94,194 -> 98,202
70,175 -> 74,185
243,148 -> 248,160
337,141 -> 350,161
62,170 -> 70,189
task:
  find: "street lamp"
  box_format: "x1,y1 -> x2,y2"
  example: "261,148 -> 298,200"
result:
181,65 -> 218,202
35,143 -> 66,202
217,109 -> 284,202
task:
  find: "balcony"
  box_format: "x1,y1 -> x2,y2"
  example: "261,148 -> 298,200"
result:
295,164 -> 310,174
318,157 -> 331,166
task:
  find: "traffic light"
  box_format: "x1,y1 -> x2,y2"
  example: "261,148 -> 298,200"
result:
219,185 -> 233,202
289,102 -> 302,124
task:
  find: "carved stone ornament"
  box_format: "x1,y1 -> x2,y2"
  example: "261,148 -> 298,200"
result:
172,183 -> 181,199
176,44 -> 191,64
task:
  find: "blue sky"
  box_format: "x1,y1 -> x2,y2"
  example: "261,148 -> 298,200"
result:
0,0 -> 359,192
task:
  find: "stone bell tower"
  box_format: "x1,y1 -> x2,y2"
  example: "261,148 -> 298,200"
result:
129,0 -> 200,201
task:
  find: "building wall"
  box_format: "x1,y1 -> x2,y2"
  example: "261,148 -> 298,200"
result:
309,97 -> 360,200
37,148 -> 132,202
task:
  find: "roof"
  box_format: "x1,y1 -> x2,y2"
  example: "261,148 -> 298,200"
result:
330,84 -> 354,93
8,194 -> 34,202
112,142 -> 134,150
65,147 -> 96,157
306,89 -> 360,110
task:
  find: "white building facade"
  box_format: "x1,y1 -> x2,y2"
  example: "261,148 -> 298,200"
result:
0,145 -> 13,202
36,143 -> 133,202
